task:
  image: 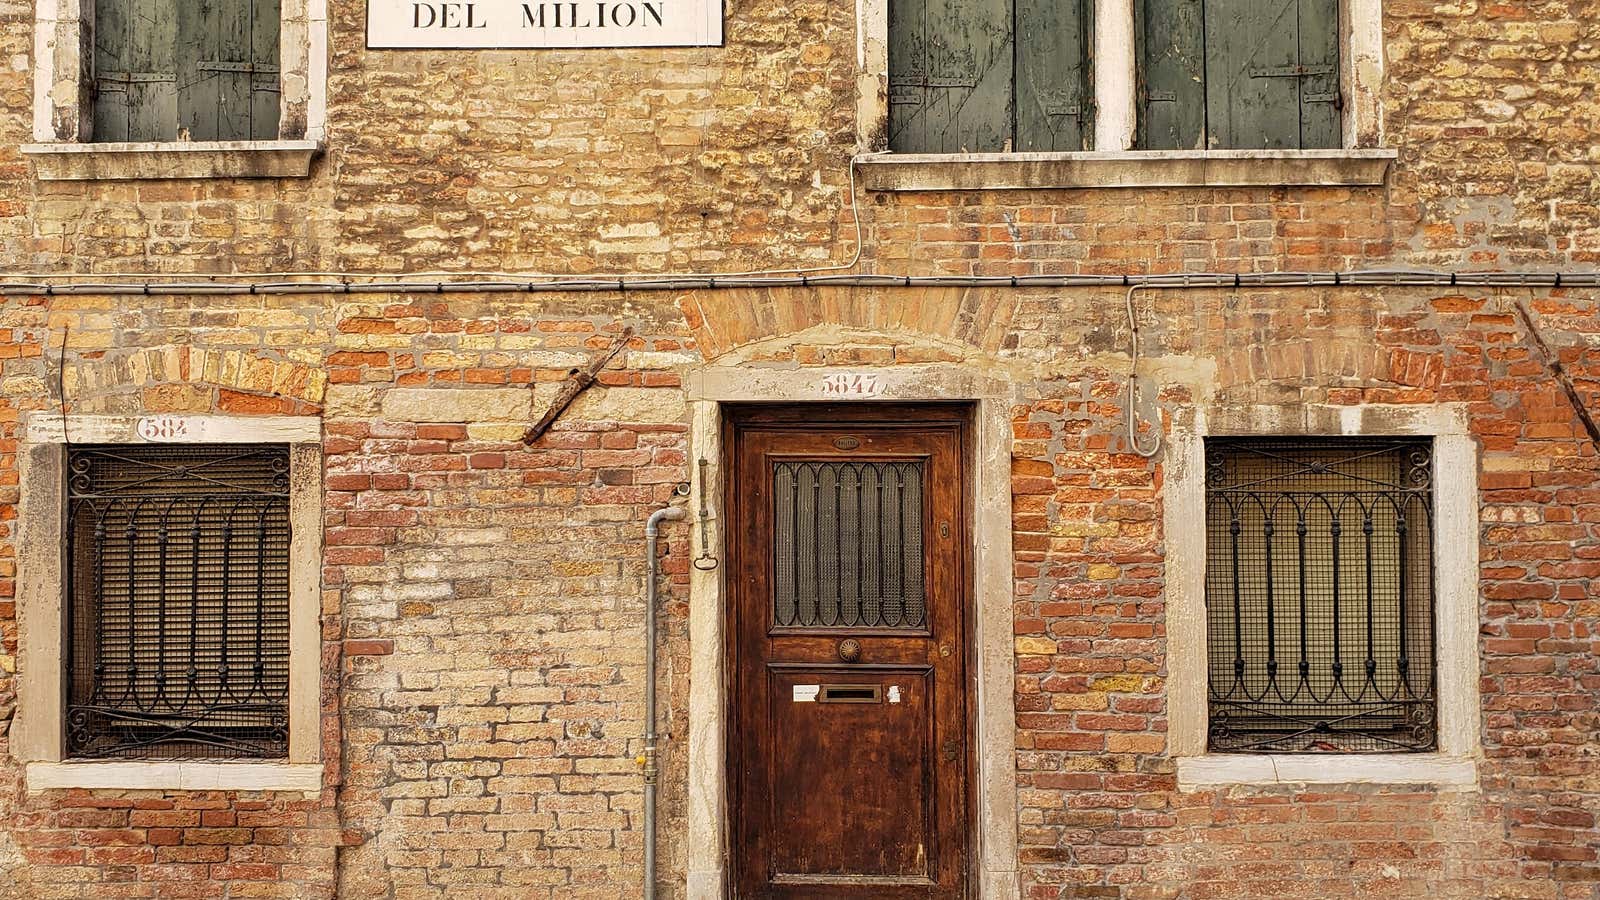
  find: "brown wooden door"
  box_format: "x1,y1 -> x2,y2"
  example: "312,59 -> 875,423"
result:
728,405 -> 971,899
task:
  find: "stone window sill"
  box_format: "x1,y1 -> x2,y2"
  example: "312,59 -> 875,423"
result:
27,761 -> 323,794
20,140 -> 320,181
857,149 -> 1398,192
1176,754 -> 1478,791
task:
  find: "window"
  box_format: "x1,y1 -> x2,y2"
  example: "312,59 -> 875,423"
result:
772,461 -> 926,629
888,0 -> 1091,153
875,0 -> 1368,157
1140,0 -> 1340,150
90,0 -> 281,142
1204,438 -> 1436,753
25,0 -> 323,179
65,444 -> 291,759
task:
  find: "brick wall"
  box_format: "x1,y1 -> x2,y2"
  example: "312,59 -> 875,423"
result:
0,0 -> 1598,898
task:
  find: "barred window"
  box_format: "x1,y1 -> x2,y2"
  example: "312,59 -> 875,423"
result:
1205,439 -> 1436,753
66,444 -> 292,759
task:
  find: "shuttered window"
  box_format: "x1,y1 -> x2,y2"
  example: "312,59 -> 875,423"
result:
92,0 -> 281,142
1139,0 -> 1340,150
888,0 -> 1091,153
66,444 -> 292,759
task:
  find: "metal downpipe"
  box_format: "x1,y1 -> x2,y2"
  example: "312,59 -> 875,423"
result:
643,505 -> 687,900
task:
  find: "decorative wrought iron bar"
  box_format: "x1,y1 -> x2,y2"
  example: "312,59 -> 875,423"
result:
66,444 -> 291,759
1204,439 -> 1437,753
772,460 -> 926,630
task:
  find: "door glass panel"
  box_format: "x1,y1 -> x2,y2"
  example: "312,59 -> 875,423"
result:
772,460 -> 926,629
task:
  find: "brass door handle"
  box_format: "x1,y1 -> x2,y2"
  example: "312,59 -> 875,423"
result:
837,639 -> 862,663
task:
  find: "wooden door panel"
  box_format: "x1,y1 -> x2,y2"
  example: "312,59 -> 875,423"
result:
767,667 -> 935,881
729,406 -> 971,900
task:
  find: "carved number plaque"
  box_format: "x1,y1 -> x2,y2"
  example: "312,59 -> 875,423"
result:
135,416 -> 191,441
819,373 -> 885,398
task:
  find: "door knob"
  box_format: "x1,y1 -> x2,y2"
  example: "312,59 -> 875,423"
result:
837,639 -> 862,663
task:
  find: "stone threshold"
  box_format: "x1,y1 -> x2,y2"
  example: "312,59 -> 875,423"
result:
858,149 -> 1399,191
27,761 -> 323,794
21,140 -> 321,180
1176,754 -> 1479,791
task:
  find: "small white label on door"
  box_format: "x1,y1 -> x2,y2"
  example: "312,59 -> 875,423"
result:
887,685 -> 902,704
793,685 -> 820,703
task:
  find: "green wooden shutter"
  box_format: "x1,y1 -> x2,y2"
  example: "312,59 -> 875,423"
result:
1204,0 -> 1303,149
1295,0 -> 1342,149
1015,0 -> 1091,151
1204,0 -> 1340,149
1139,0 -> 1341,150
92,0 -> 179,142
1137,0 -> 1206,151
888,0 -> 1014,153
178,0 -> 280,141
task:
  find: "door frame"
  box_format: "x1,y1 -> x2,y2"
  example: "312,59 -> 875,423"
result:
683,367 -> 1019,900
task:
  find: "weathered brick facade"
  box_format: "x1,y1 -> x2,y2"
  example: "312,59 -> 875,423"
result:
0,0 -> 1597,898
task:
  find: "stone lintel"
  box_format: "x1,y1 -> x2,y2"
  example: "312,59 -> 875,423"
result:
858,149 -> 1399,192
22,140 -> 321,180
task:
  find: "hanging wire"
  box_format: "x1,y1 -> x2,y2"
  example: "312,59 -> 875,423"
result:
56,323 -> 72,448
1125,285 -> 1162,458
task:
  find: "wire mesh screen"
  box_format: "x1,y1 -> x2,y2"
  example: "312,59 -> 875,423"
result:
1204,439 -> 1436,753
772,460 -> 926,629
66,444 -> 292,759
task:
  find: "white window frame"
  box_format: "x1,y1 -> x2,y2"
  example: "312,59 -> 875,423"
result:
1164,404 -> 1481,790
13,415 -> 323,794
855,0 -> 1396,190
22,0 -> 326,180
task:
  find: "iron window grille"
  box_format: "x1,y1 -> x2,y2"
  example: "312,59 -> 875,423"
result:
1204,438 -> 1436,753
772,460 -> 927,630
66,444 -> 292,759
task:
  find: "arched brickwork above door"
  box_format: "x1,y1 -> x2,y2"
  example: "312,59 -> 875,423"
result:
678,286 -> 1018,361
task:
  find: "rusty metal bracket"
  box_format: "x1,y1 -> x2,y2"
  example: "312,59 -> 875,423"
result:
522,326 -> 634,445
1513,299 -> 1600,448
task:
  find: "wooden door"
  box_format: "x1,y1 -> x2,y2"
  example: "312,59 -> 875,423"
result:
728,405 -> 971,899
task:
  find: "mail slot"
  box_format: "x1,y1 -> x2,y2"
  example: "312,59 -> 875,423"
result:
818,684 -> 882,704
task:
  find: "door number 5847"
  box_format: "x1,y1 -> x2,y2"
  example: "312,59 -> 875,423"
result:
819,373 -> 884,397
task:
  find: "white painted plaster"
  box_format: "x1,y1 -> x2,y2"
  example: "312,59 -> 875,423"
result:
27,761 -> 323,794
1095,0 -> 1137,151
683,367 -> 1018,900
303,0 -> 329,142
854,0 -> 889,150
30,0 -> 58,142
1346,0 -> 1385,147
1165,404 -> 1482,788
